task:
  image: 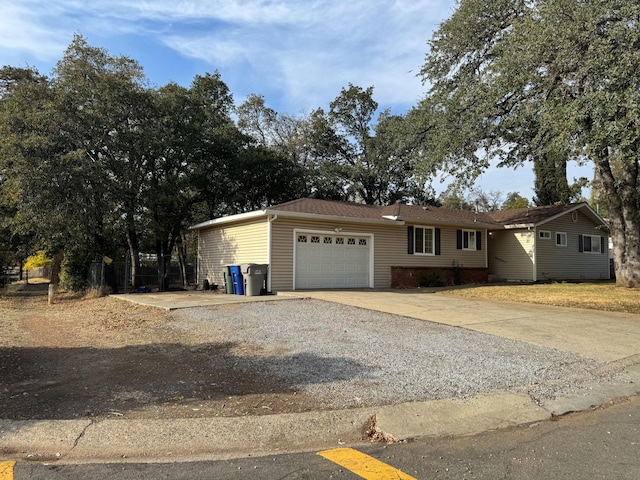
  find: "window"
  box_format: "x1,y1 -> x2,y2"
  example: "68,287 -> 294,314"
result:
456,229 -> 482,251
336,237 -> 344,245
297,235 -> 307,243
580,234 -> 603,254
359,238 -> 367,246
539,230 -> 551,240
556,232 -> 567,247
461,230 -> 476,251
414,227 -> 435,255
323,237 -> 332,244
310,236 -> 320,244
408,226 -> 441,255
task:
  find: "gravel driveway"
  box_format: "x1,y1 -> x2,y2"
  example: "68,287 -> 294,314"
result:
175,299 -> 621,409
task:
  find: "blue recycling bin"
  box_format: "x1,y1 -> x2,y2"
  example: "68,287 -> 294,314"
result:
229,265 -> 244,295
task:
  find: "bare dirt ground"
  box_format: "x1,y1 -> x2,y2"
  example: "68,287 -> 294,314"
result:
0,282 -> 321,421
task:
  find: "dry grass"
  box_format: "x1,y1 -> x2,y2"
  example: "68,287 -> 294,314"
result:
437,281 -> 640,314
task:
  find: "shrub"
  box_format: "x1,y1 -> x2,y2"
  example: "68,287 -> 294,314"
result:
452,260 -> 463,285
23,251 -> 53,272
58,250 -> 88,292
419,269 -> 444,288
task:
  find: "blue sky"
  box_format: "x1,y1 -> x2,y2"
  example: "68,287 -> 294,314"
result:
0,0 -> 592,201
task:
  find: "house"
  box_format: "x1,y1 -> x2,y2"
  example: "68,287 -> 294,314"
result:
487,203 -> 610,282
190,198 -> 610,292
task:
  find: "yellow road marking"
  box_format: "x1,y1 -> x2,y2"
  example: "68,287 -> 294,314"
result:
318,447 -> 417,480
0,461 -> 15,480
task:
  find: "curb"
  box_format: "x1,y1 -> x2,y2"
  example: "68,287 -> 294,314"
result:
2,366 -> 639,464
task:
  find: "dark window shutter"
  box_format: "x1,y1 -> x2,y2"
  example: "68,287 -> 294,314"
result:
600,236 -> 605,254
578,234 -> 584,252
476,231 -> 482,250
435,228 -> 441,255
456,230 -> 462,250
408,226 -> 414,254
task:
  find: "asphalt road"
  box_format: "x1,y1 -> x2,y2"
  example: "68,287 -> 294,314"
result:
10,395 -> 640,480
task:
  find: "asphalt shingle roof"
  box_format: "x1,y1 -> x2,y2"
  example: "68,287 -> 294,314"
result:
487,203 -> 580,225
269,198 -> 501,228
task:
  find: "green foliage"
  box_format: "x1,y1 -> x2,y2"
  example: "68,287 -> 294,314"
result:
419,269 -> 444,288
451,260 -> 463,286
502,192 -> 530,210
417,0 -> 640,286
238,85 -> 428,206
58,250 -> 88,292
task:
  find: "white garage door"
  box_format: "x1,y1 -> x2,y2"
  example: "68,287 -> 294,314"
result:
294,231 -> 371,289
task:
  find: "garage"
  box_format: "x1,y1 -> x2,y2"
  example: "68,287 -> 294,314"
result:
294,230 -> 372,289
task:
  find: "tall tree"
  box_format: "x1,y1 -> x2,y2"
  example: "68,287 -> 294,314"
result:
0,67 -> 53,273
502,192 -> 530,210
50,34 -> 152,288
300,85 -> 423,205
417,0 -> 640,287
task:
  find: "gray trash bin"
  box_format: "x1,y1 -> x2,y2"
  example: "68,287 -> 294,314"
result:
241,263 -> 268,296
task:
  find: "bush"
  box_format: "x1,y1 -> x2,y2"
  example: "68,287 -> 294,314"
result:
452,260 -> 463,285
58,250 -> 88,292
24,250 -> 53,271
419,269 -> 444,288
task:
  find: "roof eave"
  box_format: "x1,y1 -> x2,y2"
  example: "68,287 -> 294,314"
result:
401,217 -> 500,230
189,210 -> 268,230
269,209 -> 406,226
191,209 -> 407,229
535,203 -> 610,231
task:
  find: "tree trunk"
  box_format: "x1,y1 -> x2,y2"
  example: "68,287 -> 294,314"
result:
595,155 -> 640,288
176,234 -> 189,287
126,226 -> 140,290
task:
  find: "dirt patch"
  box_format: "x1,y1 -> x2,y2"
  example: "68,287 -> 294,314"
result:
0,283 -> 321,420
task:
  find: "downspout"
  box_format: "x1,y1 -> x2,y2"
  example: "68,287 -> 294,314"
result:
196,229 -> 200,286
267,214 -> 278,292
531,226 -> 537,282
484,229 -> 488,272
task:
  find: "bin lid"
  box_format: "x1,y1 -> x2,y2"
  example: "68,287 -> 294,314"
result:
243,264 -> 267,275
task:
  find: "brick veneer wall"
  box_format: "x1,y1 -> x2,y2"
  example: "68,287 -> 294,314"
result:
390,266 -> 489,288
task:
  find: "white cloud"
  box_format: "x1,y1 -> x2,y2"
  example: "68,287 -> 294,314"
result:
0,0 -> 456,113
0,4 -> 68,61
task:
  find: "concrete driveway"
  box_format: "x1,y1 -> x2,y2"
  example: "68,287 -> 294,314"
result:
116,288 -> 640,364
281,289 -> 640,364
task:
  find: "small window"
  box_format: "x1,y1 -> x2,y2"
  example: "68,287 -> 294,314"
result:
556,232 -> 567,247
297,235 -> 307,243
359,238 -> 367,246
462,230 -> 476,251
347,238 -> 356,245
310,236 -> 320,244
539,230 -> 551,240
336,237 -> 344,245
581,234 -> 602,253
414,226 -> 435,255
323,237 -> 332,244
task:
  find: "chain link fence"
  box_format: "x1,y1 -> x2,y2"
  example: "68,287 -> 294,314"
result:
88,256 -> 195,293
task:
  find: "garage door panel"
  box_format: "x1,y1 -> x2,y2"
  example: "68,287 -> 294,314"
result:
295,232 -> 371,289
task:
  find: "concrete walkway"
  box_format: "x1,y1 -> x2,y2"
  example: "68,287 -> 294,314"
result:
2,289 -> 640,463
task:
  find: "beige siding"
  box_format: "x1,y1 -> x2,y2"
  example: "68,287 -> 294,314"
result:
270,218 -> 487,291
535,211 -> 609,280
488,230 -> 535,281
197,219 -> 268,288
